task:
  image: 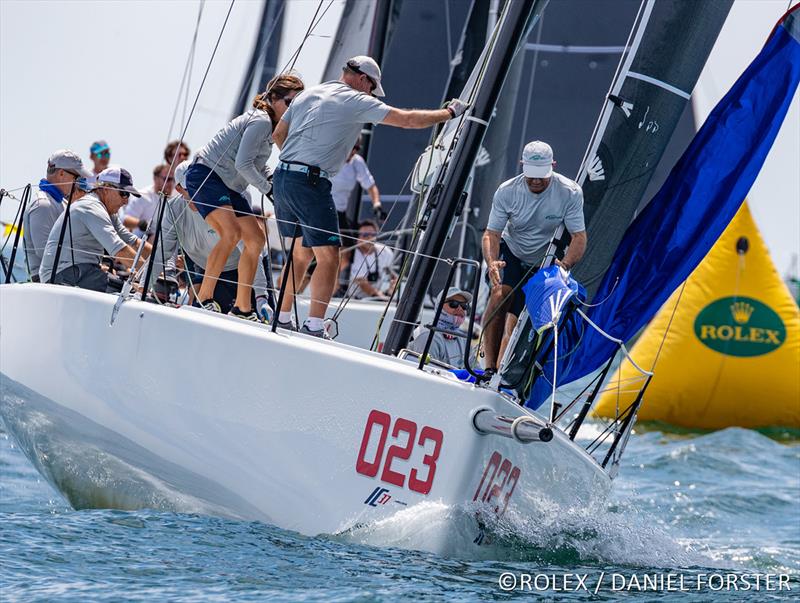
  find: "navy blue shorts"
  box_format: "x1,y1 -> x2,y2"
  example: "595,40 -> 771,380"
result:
185,163 -> 251,219
273,168 -> 341,248
486,240 -> 537,316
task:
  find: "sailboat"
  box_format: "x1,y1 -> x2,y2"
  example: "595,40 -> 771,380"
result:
3,0 -> 794,552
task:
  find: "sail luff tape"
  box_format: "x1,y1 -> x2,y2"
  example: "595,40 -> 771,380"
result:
626,71 -> 691,99
465,115 -> 489,126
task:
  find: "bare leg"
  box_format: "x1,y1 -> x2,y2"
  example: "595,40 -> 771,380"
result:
497,312 -> 520,367
482,284 -> 513,369
279,241 -> 314,314
308,245 -> 340,319
234,215 -> 266,312
199,207 -> 241,303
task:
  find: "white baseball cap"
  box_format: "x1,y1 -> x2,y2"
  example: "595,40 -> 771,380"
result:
521,141 -> 554,179
439,286 -> 473,305
97,166 -> 142,197
173,160 -> 190,189
345,56 -> 385,97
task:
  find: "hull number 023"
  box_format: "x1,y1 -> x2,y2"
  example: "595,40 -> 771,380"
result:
356,410 -> 443,495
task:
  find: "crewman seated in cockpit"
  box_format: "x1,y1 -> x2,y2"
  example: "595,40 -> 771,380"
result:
408,287 -> 472,368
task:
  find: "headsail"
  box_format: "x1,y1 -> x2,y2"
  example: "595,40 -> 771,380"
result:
528,3 -> 800,407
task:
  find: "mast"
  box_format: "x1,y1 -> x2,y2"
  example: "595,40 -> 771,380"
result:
383,0 -> 543,356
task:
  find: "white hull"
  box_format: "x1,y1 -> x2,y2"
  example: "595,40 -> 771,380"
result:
0,284 -> 610,550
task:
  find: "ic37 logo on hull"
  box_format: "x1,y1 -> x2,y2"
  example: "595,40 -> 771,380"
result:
364,487 -> 391,507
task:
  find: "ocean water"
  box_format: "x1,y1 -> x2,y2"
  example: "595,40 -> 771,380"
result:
1,418 -> 798,601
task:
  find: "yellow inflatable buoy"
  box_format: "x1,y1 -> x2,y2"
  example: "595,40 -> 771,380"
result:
593,202 -> 800,429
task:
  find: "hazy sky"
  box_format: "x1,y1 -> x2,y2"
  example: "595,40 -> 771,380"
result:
1,0 -> 797,272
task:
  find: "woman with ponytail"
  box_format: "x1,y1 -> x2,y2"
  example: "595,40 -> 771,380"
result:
185,73 -> 304,320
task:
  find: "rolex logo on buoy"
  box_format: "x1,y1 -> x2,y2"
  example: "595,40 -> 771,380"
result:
694,296 -> 785,357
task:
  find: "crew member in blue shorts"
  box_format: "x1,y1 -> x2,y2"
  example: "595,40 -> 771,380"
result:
185,73 -> 304,321
271,55 -> 468,337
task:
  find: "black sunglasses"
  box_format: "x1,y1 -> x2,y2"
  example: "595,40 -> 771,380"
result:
447,300 -> 470,310
346,62 -> 376,92
118,190 -> 130,199
282,96 -> 293,106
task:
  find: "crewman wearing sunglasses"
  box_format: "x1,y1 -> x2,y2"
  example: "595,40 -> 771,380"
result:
89,140 -> 111,176
408,287 -> 473,368
272,55 -> 469,338
39,166 -> 150,291
22,149 -> 92,281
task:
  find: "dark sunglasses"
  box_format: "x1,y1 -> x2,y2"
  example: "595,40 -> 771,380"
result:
346,62 -> 376,92
447,300 -> 470,311
118,190 -> 130,199
282,96 -> 293,106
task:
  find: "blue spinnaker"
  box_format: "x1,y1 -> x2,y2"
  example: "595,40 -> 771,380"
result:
528,6 -> 800,408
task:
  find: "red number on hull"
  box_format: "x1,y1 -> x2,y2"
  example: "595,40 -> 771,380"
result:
356,410 -> 391,477
409,426 -> 444,494
473,451 -> 521,519
381,419 -> 417,487
356,411 -> 444,495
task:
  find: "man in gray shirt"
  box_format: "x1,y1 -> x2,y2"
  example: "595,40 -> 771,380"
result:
23,150 -> 91,280
271,55 -> 468,337
481,141 -> 587,371
39,167 -> 148,291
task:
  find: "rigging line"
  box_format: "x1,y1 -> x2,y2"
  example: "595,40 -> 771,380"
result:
167,0 -> 205,143
444,0 -> 454,65
283,0 -> 331,73
517,10 -> 544,161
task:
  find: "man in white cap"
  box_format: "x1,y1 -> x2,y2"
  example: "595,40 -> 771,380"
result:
39,166 -> 150,291
408,287 -> 472,368
22,150 -> 91,281
271,55 -> 468,337
481,140 -> 587,372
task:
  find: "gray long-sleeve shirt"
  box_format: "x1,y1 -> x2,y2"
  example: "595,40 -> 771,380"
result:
23,188 -> 64,275
39,194 -> 138,283
151,195 -> 268,296
408,329 -> 464,368
195,109 -> 274,196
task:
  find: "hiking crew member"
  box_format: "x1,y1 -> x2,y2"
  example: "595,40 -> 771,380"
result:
409,287 -> 472,368
350,219 -> 395,300
272,55 -> 468,337
23,150 -> 91,281
39,167 -> 150,291
122,163 -> 174,237
185,73 -> 304,321
331,140 -> 384,293
482,141 -> 587,371
153,162 -> 271,318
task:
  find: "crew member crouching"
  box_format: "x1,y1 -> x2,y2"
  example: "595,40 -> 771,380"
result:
39,167 -> 150,291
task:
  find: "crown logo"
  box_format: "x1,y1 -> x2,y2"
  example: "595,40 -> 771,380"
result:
730,301 -> 754,324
